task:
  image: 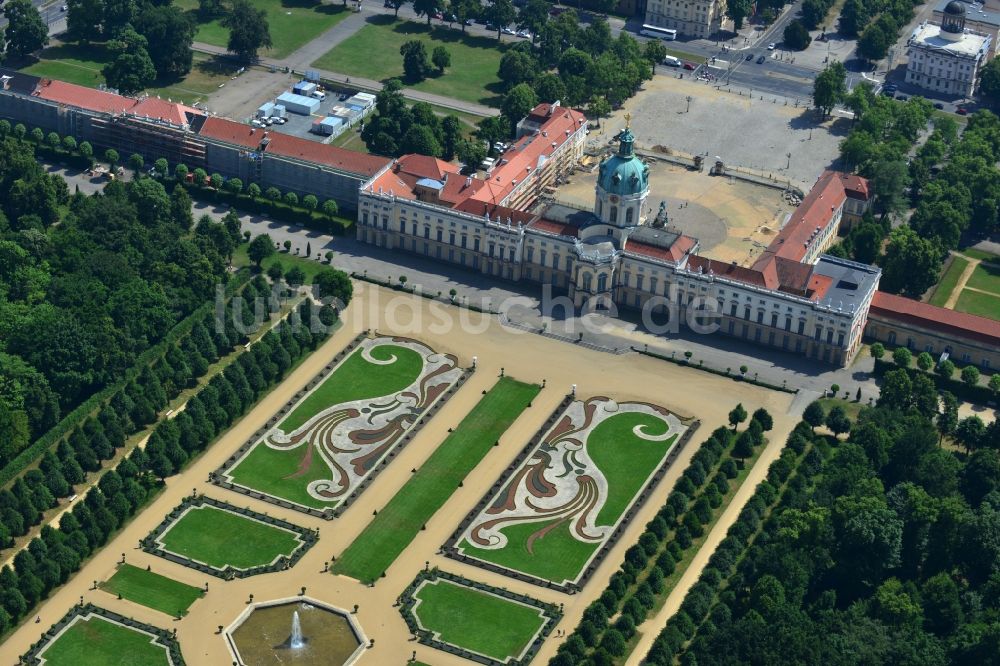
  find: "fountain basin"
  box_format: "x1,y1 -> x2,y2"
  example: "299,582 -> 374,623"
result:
225,597 -> 365,666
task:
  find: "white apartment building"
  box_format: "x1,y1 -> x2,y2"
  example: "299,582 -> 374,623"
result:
906,3 -> 992,97
643,0 -> 727,38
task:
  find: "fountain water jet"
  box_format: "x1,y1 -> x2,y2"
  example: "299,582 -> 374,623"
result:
290,610 -> 305,649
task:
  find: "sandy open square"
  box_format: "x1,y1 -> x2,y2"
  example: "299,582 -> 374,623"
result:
555,160 -> 795,267
4,283 -> 799,666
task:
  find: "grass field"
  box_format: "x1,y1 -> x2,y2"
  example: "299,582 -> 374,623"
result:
965,261 -> 1000,295
175,0 -> 352,59
930,255 -> 971,307
159,505 -> 300,569
313,16 -> 505,106
22,45 -> 241,105
232,244 -> 333,285
413,579 -> 545,661
955,289 -> 1000,320
39,615 -> 171,666
226,342 -> 425,508
100,565 -> 204,617
961,248 -> 1000,263
460,411 -> 677,584
332,378 -> 539,583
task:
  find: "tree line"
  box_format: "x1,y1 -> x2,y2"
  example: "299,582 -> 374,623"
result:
840,0 -> 921,62
0,125 -> 231,470
646,370 -> 1000,665
0,298 -> 336,639
549,405 -> 774,665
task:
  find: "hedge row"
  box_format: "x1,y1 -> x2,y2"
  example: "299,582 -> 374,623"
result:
643,421 -> 827,664
872,358 -> 996,406
635,348 -> 798,395
549,408 -> 773,666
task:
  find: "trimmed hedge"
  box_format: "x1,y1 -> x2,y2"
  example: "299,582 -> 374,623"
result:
873,358 -> 996,405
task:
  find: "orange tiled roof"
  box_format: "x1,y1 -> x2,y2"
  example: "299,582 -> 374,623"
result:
870,291 -> 1000,346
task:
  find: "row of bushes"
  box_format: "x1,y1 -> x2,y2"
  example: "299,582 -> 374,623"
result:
4,119 -> 355,235
872,356 -> 998,406
644,421 -> 827,664
0,299 -> 333,640
635,347 -> 798,395
549,406 -> 773,665
0,274 -> 273,556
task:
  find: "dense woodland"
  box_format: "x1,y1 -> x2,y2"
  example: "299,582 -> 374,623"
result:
0,296 -> 334,638
642,373 -> 1000,665
0,126 -> 234,469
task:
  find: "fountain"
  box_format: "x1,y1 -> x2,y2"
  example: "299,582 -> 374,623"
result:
289,610 -> 305,649
226,599 -> 364,666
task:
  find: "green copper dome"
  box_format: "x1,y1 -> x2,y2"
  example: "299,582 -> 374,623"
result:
598,127 -> 649,196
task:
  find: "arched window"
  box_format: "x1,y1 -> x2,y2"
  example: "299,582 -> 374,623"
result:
583,273 -> 593,291
597,273 -> 608,292
610,206 -> 618,223
625,207 -> 634,224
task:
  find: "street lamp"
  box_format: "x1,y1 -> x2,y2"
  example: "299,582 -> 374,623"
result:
686,96 -> 693,112
786,152 -> 792,170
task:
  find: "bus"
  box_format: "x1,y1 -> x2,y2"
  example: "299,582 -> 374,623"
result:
640,24 -> 677,41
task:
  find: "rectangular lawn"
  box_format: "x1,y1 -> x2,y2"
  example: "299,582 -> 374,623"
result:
175,0 -> 352,59
100,564 -> 204,617
39,615 -> 172,666
332,378 -> 540,583
930,255 -> 971,307
413,579 -> 545,662
158,505 -> 301,569
965,262 -> 1000,296
955,289 -> 1000,321
312,16 -> 505,106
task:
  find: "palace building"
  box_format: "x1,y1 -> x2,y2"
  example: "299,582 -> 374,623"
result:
357,108 -> 882,367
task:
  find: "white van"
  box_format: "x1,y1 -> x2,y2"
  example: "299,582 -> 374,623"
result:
663,55 -> 681,67
311,90 -> 326,101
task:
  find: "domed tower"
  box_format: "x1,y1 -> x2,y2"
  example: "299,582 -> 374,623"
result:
941,0 -> 966,41
595,116 -> 649,231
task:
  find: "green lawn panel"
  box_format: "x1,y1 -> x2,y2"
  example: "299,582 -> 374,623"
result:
460,410 -> 677,583
159,506 -> 299,569
40,616 -> 171,666
460,518 -> 599,583
312,17 -> 505,106
175,0 -> 352,58
280,343 -> 424,431
227,440 -> 333,509
101,564 -> 203,617
955,289 -> 1000,321
332,378 -> 539,582
414,580 -> 544,661
966,262 -> 1000,295
930,255 -> 971,307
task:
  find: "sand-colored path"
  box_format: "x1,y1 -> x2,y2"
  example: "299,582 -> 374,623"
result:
943,256 -> 981,310
2,284 -> 797,666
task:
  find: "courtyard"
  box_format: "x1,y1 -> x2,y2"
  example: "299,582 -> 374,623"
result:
4,283 -> 799,666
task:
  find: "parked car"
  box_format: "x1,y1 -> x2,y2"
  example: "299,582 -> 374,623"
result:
432,11 -> 443,19
767,42 -> 776,50
502,26 -> 516,35
465,18 -> 474,24
896,94 -> 909,101
745,53 -> 753,61
756,55 -> 766,64
517,30 -> 531,39
683,62 -> 695,70
957,107 -> 969,115
933,102 -> 944,109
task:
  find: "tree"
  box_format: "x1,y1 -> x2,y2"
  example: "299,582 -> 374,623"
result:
3,0 -> 48,59
0,404 -> 29,466
476,115 -> 511,149
989,374 -> 1000,397
752,408 -> 773,431
534,73 -> 566,104
839,0 -> 870,37
223,0 -> 272,62
980,57 -> 1000,109
484,0 -> 516,40
385,0 -> 406,17
643,39 -> 668,67
961,365 -> 981,387
936,359 -> 956,380
153,158 -> 168,177
727,0 -> 753,29
247,234 -> 275,268
431,46 -> 451,75
728,404 -> 747,429
322,199 -> 339,217
198,0 -> 225,19
313,268 -> 353,305
783,20 -> 812,51
174,163 -> 188,181
880,227 -> 943,297
128,153 -> 144,175
813,61 -> 846,118
803,401 -> 826,428
870,342 -> 885,360
285,266 -> 305,286
501,83 -> 537,128
498,50 -> 539,90
955,416 -> 986,452
858,20 -> 893,62
302,194 -> 318,211
135,5 -> 195,80
892,347 -> 912,368
916,351 -> 934,372
826,406 -> 851,437
518,0 -> 548,41
456,138 -> 487,170
104,149 -> 120,166
733,431 -> 755,460
588,96 -> 611,124
413,0 -> 442,24
66,0 -> 106,43
400,40 -> 432,81
441,115 -> 462,161
265,186 -> 281,201
102,28 -> 156,95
